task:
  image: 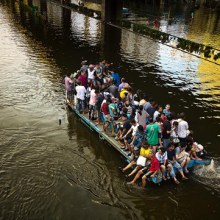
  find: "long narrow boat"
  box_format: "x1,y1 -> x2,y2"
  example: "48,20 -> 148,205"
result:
67,102 -> 211,184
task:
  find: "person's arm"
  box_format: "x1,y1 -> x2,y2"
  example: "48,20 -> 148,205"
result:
151,170 -> 158,177
123,128 -> 132,138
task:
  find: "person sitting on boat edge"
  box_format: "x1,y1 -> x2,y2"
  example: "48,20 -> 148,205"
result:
126,144 -> 152,179
155,147 -> 168,181
123,119 -> 139,152
127,151 -> 160,186
175,142 -> 190,174
166,143 -> 188,184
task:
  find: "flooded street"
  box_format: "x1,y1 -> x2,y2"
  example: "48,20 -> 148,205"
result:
0,0 -> 220,219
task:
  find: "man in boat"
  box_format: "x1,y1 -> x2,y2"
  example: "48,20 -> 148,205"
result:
166,143 -> 188,184
65,72 -> 74,105
75,81 -> 87,114
146,117 -> 161,152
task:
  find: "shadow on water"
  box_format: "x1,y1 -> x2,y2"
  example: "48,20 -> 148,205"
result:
0,0 -> 220,219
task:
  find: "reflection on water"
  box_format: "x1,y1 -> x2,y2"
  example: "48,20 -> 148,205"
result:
124,0 -> 220,50
0,0 -> 220,219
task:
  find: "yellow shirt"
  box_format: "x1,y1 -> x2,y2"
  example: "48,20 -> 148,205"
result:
140,148 -> 151,157
120,89 -> 128,99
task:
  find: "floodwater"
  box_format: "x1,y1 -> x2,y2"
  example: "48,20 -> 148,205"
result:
124,0 -> 220,50
0,0 -> 220,219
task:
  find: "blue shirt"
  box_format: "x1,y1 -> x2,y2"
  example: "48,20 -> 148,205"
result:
112,72 -> 120,87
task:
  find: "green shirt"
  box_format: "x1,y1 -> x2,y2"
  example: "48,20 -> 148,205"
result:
146,123 -> 161,146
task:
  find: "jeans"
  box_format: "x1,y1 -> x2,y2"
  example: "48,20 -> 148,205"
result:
163,138 -> 170,149
169,161 -> 182,178
77,98 -> 85,112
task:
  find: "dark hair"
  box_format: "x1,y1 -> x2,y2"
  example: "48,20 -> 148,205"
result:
173,121 -> 178,127
148,117 -> 153,123
130,118 -> 136,124
167,115 -> 172,121
156,116 -> 161,123
179,112 -> 185,119
167,143 -> 175,148
156,105 -> 162,111
138,105 -> 143,116
138,125 -> 144,132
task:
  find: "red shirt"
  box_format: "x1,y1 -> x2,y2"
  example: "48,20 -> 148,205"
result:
101,103 -> 109,115
149,156 -> 160,172
78,75 -> 87,87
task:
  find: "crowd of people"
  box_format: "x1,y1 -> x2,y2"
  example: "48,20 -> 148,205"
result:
65,60 -> 207,187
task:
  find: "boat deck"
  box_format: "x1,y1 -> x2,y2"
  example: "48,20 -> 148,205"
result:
68,103 -> 131,163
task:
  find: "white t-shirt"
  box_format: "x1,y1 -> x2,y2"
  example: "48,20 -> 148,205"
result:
88,69 -> 95,80
76,85 -> 86,100
132,123 -> 139,136
156,151 -> 167,164
153,110 -> 160,122
177,119 -> 189,138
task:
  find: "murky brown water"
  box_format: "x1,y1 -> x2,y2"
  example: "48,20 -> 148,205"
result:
0,0 -> 220,219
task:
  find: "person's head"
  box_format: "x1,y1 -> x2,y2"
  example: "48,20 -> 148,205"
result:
130,118 -> 136,125
156,116 -> 161,123
180,142 -> 187,149
77,81 -> 82,85
95,89 -> 99,95
67,72 -> 71,77
165,104 -> 170,111
89,64 -> 94,70
143,93 -> 149,101
179,112 -> 185,119
148,117 -> 153,124
159,147 -> 166,155
157,105 -> 163,113
125,100 -> 130,106
122,107 -> 128,114
81,60 -> 87,65
167,115 -> 172,121
137,125 -> 144,133
173,121 -> 178,128
112,79 -> 117,85
167,143 -> 175,151
96,63 -> 100,68
136,89 -> 143,99
121,78 -> 126,83
139,105 -> 143,111
143,143 -> 150,149
160,113 -> 166,120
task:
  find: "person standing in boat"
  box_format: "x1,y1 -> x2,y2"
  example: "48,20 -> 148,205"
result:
65,72 -> 74,105
75,81 -> 87,114
87,64 -> 96,83
177,112 -> 189,145
162,115 -> 172,149
111,69 -> 120,87
146,117 -> 161,152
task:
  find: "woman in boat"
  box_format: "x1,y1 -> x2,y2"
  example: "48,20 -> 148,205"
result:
135,105 -> 149,128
